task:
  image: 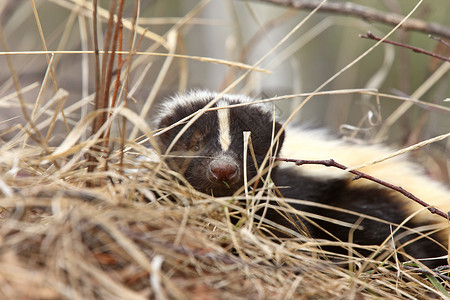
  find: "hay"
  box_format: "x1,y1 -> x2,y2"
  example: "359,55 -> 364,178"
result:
1,1 -> 449,299
0,147 -> 447,299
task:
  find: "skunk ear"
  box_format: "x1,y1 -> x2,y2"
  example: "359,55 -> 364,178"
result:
274,121 -> 285,156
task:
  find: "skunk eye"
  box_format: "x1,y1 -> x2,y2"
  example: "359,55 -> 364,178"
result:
189,144 -> 200,152
188,130 -> 204,152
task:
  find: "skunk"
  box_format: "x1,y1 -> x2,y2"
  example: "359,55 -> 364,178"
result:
154,90 -> 450,266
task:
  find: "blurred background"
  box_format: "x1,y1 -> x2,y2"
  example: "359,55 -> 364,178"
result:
0,0 -> 449,182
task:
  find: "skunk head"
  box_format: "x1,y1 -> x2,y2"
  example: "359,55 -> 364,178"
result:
155,91 -> 284,196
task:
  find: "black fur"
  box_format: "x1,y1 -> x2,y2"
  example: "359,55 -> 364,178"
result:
157,94 -> 283,197
156,92 -> 447,267
273,168 -> 447,265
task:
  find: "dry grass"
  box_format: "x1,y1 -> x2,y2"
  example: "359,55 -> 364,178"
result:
0,156 -> 449,299
0,1 -> 449,299
1,128 -> 449,298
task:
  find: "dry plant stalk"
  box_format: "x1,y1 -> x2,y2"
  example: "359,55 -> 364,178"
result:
0,1 -> 449,299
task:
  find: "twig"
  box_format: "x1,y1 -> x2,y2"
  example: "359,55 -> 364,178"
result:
105,0 -> 125,148
247,0 -> 450,39
274,157 -> 450,220
88,1 -> 124,179
429,34 -> 450,49
120,0 -> 140,174
403,265 -> 450,281
92,0 -> 100,124
95,0 -> 116,135
88,0 -> 101,177
360,32 -> 450,63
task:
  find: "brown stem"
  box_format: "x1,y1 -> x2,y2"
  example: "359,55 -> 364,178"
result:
360,32 -> 450,63
274,157 -> 450,220
247,0 -> 450,39
105,1 -> 125,148
429,35 -> 450,49
403,265 -> 450,281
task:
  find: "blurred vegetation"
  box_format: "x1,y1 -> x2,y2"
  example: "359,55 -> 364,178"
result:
1,0 -> 449,179
0,1 -> 449,299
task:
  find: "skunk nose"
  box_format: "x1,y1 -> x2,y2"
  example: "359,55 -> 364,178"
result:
209,159 -> 239,183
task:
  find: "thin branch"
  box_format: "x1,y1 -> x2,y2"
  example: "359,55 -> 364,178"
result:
403,265 -> 450,281
92,0 -> 100,130
87,0 -> 101,177
360,32 -> 450,63
274,157 -> 450,220
120,0 -> 140,174
248,0 -> 450,39
429,35 -> 450,49
104,0 -> 125,148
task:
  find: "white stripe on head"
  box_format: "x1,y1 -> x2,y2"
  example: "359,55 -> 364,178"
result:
217,100 -> 231,152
